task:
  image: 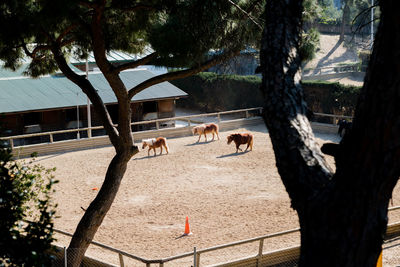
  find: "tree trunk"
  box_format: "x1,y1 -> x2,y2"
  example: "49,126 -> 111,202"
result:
66,150 -> 134,266
260,1 -> 400,266
339,0 -> 350,42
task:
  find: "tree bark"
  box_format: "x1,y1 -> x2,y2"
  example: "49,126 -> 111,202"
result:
66,151 -> 134,266
339,0 -> 350,42
260,1 -> 400,266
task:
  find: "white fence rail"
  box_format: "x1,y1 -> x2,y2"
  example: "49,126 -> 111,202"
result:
0,107 -> 356,157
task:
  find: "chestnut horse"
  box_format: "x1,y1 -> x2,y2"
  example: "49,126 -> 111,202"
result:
227,133 -> 253,153
192,123 -> 220,142
142,137 -> 169,156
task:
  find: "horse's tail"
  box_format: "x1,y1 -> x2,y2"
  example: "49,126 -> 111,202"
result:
163,137 -> 170,153
249,134 -> 254,150
214,123 -> 219,133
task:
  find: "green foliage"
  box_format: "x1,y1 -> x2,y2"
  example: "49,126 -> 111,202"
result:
171,72 -> 263,112
0,142 -> 58,266
317,0 -> 342,24
0,0 -> 263,75
300,28 -> 320,62
301,80 -> 361,116
172,73 -> 361,116
303,0 -> 321,23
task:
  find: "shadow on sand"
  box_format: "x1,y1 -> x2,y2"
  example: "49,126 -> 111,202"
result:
216,150 -> 250,158
185,140 -> 218,146
133,153 -> 169,161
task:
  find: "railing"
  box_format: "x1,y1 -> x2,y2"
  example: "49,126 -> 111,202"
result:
0,108 -> 357,151
0,107 -> 263,149
53,206 -> 400,267
302,63 -> 360,77
313,112 -> 353,124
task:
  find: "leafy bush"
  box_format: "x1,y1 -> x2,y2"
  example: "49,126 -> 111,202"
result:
301,80 -> 361,116
172,73 -> 361,117
172,72 -> 263,112
0,142 -> 58,266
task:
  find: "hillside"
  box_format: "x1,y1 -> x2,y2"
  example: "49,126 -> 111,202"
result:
303,34 -> 368,86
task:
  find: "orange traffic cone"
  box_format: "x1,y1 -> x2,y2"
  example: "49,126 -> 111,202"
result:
183,216 -> 192,235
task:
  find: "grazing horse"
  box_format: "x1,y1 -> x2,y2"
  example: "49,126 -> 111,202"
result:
227,133 -> 253,153
192,123 -> 220,142
338,119 -> 352,137
142,137 -> 169,156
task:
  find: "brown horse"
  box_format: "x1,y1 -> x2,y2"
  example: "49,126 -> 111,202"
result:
192,123 -> 220,142
142,137 -> 169,156
227,133 -> 253,153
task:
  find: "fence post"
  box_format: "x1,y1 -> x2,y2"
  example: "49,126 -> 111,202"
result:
49,133 -> 54,143
193,247 -> 197,267
257,239 -> 264,267
64,247 -> 67,267
9,139 -> 14,149
245,110 -> 249,118
118,253 -> 124,267
217,113 -> 221,123
187,118 -> 191,127
156,121 -> 160,130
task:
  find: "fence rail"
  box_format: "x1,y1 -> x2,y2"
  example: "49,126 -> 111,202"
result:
1,107 -> 354,153
53,206 -> 400,267
1,107 -> 263,150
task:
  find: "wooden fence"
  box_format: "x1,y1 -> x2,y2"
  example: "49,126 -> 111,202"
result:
0,107 -> 352,158
4,107 -> 397,266
1,107 -> 262,157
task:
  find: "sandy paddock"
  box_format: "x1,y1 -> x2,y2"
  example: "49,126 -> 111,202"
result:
35,124 -> 400,266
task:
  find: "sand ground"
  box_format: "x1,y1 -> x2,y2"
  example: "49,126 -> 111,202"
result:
33,123 -> 400,266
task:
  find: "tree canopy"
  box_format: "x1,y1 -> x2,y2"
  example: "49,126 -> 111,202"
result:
0,0 -> 263,76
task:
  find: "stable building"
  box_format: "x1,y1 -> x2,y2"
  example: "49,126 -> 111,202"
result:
0,65 -> 187,139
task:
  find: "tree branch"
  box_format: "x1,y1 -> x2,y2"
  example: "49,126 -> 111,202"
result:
128,50 -> 240,99
113,52 -> 158,74
56,24 -> 78,44
50,43 -> 120,148
227,0 -> 263,29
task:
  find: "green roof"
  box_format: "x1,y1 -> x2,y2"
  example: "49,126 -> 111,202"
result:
0,67 -> 187,114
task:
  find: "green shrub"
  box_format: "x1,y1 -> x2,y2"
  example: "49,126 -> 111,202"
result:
0,142 -> 58,266
172,72 -> 263,112
172,73 -> 361,116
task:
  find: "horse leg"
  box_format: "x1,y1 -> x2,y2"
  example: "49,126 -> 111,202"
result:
236,144 -> 242,153
147,148 -> 151,156
216,131 -> 220,140
212,132 -> 215,141
160,146 -> 163,155
153,147 -> 156,156
204,132 -> 207,142
245,142 -> 250,151
197,134 -> 201,142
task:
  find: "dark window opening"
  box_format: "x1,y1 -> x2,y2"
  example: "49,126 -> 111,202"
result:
65,108 -> 78,122
23,112 -> 41,126
143,101 -> 157,113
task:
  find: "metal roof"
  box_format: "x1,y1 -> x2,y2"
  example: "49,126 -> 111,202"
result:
69,48 -> 155,65
0,67 -> 187,114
